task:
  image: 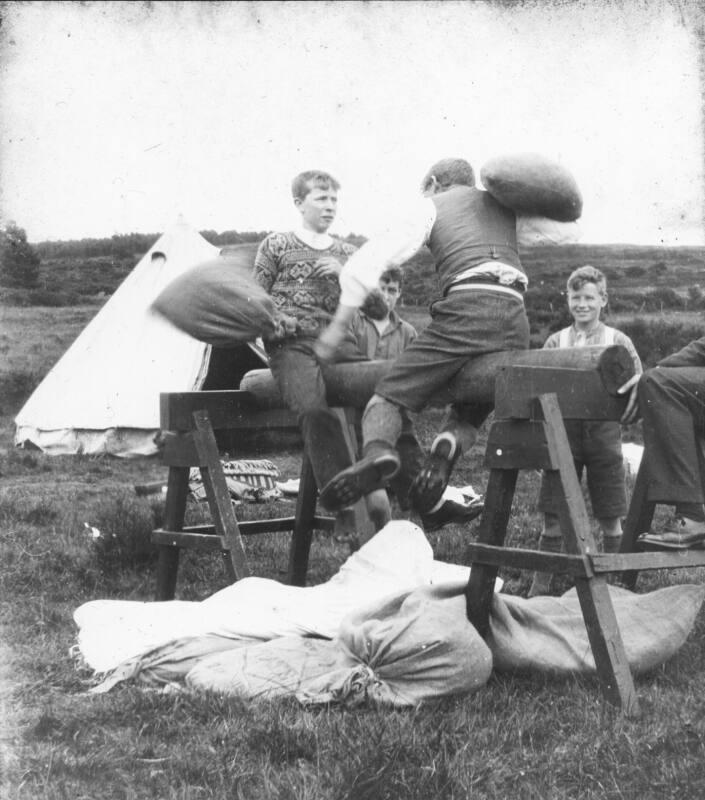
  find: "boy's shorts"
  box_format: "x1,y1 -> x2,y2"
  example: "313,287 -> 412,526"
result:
538,420 -> 627,519
374,289 -> 530,412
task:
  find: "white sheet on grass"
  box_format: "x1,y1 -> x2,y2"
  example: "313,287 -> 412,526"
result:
74,521 -> 484,674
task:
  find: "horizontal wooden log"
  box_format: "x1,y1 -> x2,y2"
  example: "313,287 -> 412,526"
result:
239,345 -> 634,411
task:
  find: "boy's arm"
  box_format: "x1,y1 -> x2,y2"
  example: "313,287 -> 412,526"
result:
616,332 -> 643,374
252,236 -> 297,338
316,201 -> 435,362
252,236 -> 277,293
542,331 -> 560,350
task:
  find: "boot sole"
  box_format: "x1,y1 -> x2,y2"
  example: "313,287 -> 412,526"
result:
319,455 -> 400,511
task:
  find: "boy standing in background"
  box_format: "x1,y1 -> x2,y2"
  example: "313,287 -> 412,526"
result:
529,265 -> 642,596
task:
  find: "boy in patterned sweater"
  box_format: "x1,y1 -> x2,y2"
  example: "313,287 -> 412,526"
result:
528,265 -> 643,596
252,170 -> 366,531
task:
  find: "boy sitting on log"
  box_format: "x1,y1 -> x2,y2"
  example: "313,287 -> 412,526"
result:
314,156 -> 580,524
529,266 -> 642,596
252,170 -> 368,534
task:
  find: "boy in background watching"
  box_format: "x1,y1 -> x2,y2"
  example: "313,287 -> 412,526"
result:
529,265 -> 642,596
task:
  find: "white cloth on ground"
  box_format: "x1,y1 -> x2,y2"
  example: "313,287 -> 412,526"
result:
74,521 -> 482,674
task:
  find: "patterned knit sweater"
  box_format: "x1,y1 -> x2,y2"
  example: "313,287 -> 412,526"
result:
253,232 -> 357,337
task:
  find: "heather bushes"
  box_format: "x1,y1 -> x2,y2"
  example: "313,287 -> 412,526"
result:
617,317 -> 704,368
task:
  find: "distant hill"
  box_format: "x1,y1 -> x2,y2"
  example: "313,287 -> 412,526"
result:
4,234 -> 703,313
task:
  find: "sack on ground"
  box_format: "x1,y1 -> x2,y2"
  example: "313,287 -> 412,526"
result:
481,152 -> 582,222
151,252 -> 276,346
87,634 -> 254,693
488,583 -> 705,675
298,581 -> 492,707
185,636 -> 345,699
186,582 -> 492,707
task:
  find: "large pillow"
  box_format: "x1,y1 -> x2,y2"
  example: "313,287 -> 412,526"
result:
480,153 -> 583,222
151,252 -> 276,347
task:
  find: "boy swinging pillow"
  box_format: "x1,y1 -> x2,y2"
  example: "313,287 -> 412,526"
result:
480,153 -> 583,222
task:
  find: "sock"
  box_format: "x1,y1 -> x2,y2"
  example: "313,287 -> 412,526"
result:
431,432 -> 458,460
426,494 -> 446,514
675,502 -> 705,522
603,534 -> 622,554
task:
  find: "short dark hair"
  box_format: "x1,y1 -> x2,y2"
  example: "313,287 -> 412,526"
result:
291,170 -> 340,201
421,158 -> 475,192
380,266 -> 403,286
567,265 -> 607,297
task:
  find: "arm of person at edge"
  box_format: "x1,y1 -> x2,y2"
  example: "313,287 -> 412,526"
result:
314,201 -> 582,363
619,335 -> 705,424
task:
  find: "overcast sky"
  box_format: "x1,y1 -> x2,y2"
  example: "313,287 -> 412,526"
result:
0,0 -> 703,245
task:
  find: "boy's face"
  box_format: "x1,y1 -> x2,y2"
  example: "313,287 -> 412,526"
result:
567,282 -> 606,328
294,182 -> 338,233
379,278 -> 401,312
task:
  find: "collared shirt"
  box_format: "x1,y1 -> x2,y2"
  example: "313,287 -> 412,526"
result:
350,309 -> 417,361
338,196 -> 581,308
544,322 -> 643,374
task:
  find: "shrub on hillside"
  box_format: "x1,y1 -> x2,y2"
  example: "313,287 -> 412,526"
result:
0,288 -> 84,307
0,368 -> 43,414
0,223 -> 40,288
618,317 -> 703,368
90,493 -> 161,572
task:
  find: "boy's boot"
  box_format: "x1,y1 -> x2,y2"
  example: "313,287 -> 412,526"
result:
409,432 -> 460,513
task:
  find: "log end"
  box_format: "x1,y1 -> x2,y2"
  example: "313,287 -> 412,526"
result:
597,345 -> 636,395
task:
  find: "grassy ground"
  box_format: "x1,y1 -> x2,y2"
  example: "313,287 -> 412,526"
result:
2,304 -> 705,799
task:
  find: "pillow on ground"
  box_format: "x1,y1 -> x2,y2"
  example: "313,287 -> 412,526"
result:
488,583 -> 705,675
151,252 -> 276,347
481,153 -> 583,222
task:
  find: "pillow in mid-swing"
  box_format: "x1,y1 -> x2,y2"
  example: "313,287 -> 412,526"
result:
151,253 -> 276,347
480,152 -> 583,222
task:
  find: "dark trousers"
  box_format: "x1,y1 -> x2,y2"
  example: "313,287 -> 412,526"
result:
639,366 -> 705,504
266,337 -> 366,490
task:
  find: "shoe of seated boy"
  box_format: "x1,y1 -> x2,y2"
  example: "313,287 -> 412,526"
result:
420,498 -> 484,533
637,516 -> 705,550
409,434 -> 460,514
318,444 -> 401,511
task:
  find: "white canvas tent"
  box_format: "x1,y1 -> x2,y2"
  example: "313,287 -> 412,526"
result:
15,218 -> 265,457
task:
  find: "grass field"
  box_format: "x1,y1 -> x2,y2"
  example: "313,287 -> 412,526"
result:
2,300 -> 705,799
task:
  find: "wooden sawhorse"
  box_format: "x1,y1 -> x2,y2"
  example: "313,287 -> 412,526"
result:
463,364 -> 705,716
151,390 -> 370,600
